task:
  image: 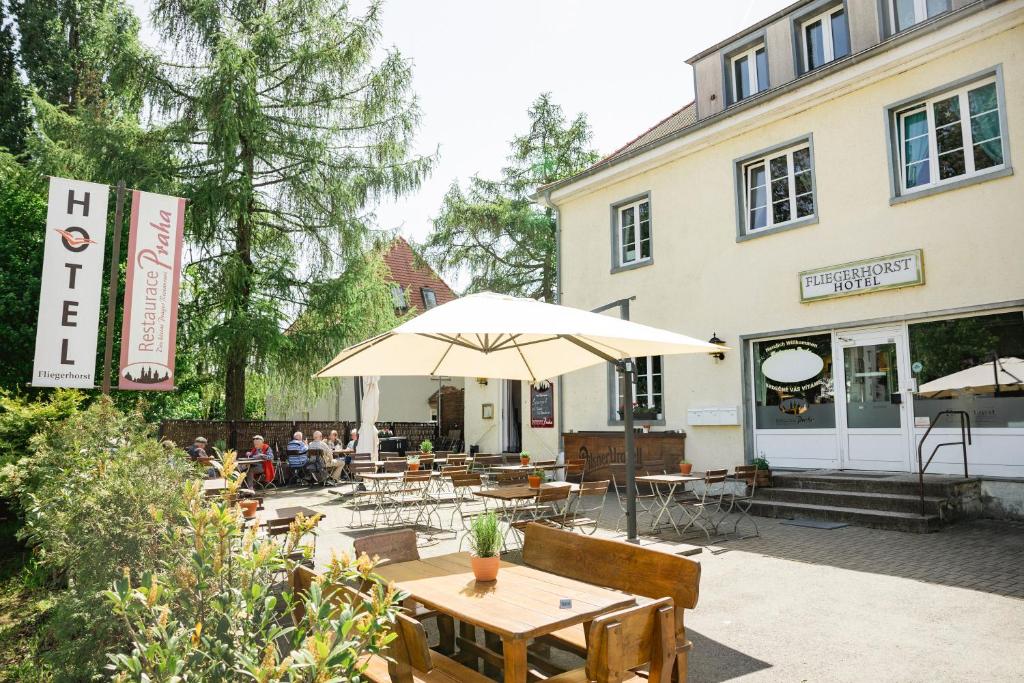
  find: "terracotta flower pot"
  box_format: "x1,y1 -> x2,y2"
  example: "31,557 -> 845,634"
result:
520,457 -> 529,466
239,499 -> 258,519
679,462 -> 693,475
471,555 -> 500,582
528,475 -> 541,488
408,462 -> 420,472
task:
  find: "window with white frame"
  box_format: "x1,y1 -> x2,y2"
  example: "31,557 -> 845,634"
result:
890,0 -> 950,33
613,356 -> 663,421
895,78 -> 1006,194
742,143 -> 815,233
616,197 -> 651,266
802,6 -> 850,71
731,44 -> 768,103
391,285 -> 408,311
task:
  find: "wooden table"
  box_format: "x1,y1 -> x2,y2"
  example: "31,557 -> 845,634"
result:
203,477 -> 226,493
269,505 -> 323,523
375,552 -> 636,683
636,473 -> 703,534
492,463 -> 561,472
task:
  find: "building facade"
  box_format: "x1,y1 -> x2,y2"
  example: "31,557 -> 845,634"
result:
533,0 -> 1024,479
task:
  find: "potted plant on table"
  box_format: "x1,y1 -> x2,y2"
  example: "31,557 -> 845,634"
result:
678,459 -> 693,475
519,451 -> 530,466
467,512 -> 501,582
527,468 -> 545,489
752,455 -> 772,487
407,453 -> 421,472
419,439 -> 434,455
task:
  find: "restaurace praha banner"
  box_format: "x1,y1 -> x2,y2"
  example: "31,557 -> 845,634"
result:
32,178 -> 110,387
31,177 -> 186,390
118,191 -> 186,391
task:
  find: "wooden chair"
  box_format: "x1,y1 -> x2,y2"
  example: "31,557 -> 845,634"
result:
495,470 -> 528,487
717,465 -> 759,538
561,480 -> 610,534
544,598 -> 676,683
351,530 -> 454,654
522,522 -> 700,682
564,458 -> 586,483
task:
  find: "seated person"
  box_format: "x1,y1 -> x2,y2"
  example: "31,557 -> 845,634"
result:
345,428 -> 359,452
244,435 -> 274,488
308,430 -> 342,483
286,432 -> 318,484
185,436 -> 211,461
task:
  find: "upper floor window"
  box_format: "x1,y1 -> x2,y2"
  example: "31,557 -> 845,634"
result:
802,6 -> 850,71
616,196 -> 651,267
895,78 -> 1006,194
731,44 -> 768,103
742,142 -> 815,233
891,0 -> 950,33
391,285 -> 408,311
421,287 -> 437,309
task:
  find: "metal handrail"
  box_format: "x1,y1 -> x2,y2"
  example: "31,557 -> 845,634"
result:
917,410 -> 971,515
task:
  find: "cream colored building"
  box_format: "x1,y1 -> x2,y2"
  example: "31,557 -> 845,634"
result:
482,0 -> 1024,478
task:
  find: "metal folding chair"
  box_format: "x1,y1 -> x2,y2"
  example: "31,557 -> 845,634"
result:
675,469 -> 729,541
561,480 -> 609,534
716,465 -> 760,538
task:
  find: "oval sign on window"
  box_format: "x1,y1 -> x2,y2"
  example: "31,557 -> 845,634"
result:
762,349 -> 824,383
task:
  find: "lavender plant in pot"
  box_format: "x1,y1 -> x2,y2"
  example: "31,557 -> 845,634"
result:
467,511 -> 501,582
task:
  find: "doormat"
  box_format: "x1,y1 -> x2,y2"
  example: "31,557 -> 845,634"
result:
781,518 -> 849,529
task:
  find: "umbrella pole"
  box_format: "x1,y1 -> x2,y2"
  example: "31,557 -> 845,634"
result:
618,359 -> 639,543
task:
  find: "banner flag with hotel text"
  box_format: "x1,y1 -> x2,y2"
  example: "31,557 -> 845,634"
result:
118,190 -> 186,390
32,177 -> 110,388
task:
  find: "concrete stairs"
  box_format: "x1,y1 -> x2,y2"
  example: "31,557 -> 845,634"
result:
747,470 -> 982,533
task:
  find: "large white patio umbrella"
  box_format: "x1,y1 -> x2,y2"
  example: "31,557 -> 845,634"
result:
316,292 -> 727,541
356,375 -> 381,461
918,357 -> 1024,397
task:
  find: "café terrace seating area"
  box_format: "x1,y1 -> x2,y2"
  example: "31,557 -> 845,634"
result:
207,448 -> 764,683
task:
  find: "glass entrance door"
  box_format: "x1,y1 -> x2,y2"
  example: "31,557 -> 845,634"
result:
837,329 -> 912,470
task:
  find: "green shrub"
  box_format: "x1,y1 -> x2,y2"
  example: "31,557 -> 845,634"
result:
107,459 -> 403,681
0,389 -> 85,469
0,397 -> 195,679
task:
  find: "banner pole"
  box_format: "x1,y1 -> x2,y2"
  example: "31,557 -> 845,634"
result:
101,181 -> 126,395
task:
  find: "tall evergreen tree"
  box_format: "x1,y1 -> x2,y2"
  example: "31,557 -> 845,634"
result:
423,93 -> 598,302
0,3 -> 30,154
151,0 -> 432,418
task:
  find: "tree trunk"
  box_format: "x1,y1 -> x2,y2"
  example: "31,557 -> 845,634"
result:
224,135 -> 256,420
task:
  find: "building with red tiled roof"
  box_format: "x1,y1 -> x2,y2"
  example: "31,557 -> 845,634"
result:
382,237 -> 457,314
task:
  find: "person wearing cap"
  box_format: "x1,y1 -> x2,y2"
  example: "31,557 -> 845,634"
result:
186,436 -> 211,461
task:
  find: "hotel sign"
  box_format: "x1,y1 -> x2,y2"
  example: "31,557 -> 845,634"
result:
800,250 -> 924,303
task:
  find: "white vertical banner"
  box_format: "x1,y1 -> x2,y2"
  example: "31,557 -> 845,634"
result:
117,190 -> 186,391
32,177 -> 110,387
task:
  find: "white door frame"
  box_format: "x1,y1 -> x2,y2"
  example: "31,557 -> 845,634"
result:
833,325 -> 915,471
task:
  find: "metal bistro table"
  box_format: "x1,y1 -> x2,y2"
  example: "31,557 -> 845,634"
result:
635,473 -> 703,535
375,552 -> 637,683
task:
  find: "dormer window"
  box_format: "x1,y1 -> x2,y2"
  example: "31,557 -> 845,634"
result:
891,0 -> 951,33
802,6 -> 850,72
731,44 -> 768,103
421,287 -> 437,309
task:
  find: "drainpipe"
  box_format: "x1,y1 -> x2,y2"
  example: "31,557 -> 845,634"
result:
543,189 -> 566,458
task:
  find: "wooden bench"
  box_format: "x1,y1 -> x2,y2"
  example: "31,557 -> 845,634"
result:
290,565 -> 488,683
521,523 -> 700,682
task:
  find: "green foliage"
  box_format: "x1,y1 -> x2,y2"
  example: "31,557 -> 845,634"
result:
0,389 -> 85,468
423,93 -> 598,302
419,438 -> 433,453
752,456 -> 770,471
151,0 -> 433,418
520,451 -> 530,462
106,457 -> 403,681
0,6 -> 30,155
0,398 -> 195,678
467,512 -> 501,558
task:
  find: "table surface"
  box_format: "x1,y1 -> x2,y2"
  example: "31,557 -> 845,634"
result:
235,457 -> 263,465
635,473 -> 704,484
203,478 -> 226,491
359,471 -> 439,481
474,483 -> 575,500
492,463 -> 561,471
270,505 -> 322,521
374,552 -> 636,640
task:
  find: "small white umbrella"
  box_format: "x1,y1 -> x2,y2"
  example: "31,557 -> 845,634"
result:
918,357 -> 1024,397
317,292 -> 727,541
356,375 -> 381,462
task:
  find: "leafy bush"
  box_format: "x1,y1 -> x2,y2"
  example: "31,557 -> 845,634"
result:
0,397 -> 195,679
0,389 -> 85,468
107,459 -> 403,681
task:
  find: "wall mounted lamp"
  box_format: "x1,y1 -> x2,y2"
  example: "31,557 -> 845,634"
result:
708,333 -> 727,362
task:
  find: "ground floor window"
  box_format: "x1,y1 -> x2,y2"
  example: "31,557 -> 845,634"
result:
909,311 -> 1024,428
613,355 -> 663,421
753,333 -> 835,429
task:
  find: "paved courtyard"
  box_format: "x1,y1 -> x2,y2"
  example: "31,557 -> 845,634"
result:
260,484 -> 1024,682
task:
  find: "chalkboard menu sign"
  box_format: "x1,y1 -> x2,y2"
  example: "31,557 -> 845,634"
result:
530,381 -> 554,428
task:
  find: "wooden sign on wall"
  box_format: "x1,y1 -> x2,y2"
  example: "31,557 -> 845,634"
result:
563,431 -> 686,481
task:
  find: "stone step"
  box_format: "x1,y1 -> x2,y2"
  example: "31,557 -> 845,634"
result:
770,472 -> 978,497
759,487 -> 946,516
746,499 -> 943,533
